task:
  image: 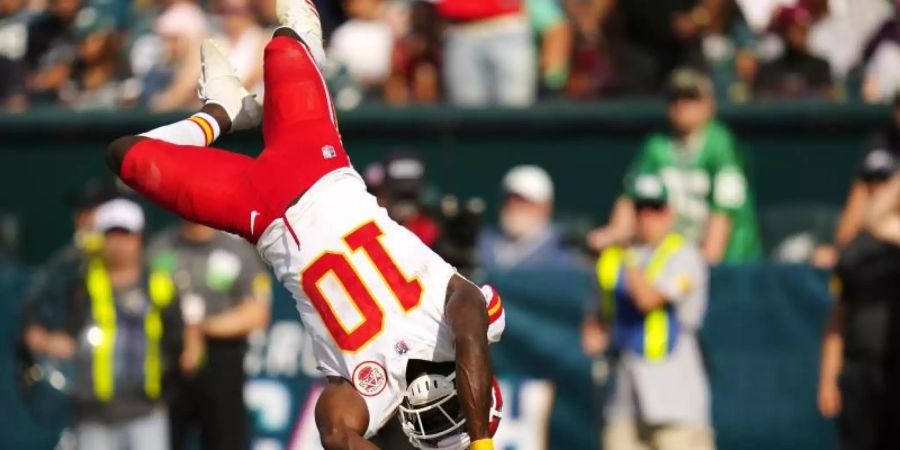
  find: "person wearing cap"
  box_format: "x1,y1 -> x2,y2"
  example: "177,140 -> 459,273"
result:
817,166 -> 900,448
753,4 -> 833,100
815,146 -> 899,268
25,0 -> 83,101
59,198 -> 179,450
478,165 -> 573,270
588,68 -> 761,265
830,98 -> 900,253
22,180 -> 117,365
146,221 -> 271,450
582,174 -> 713,450
60,7 -> 125,109
144,0 -> 206,111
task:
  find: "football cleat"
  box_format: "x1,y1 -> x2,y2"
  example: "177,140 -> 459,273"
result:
276,0 -> 326,68
197,39 -> 261,132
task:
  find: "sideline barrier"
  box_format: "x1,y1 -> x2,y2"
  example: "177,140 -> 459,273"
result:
0,263 -> 836,449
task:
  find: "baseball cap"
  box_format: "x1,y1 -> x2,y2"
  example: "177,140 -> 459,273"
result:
384,151 -> 425,200
503,165 -> 554,203
859,147 -> 898,182
94,198 -> 145,234
666,68 -> 713,102
631,174 -> 668,207
73,7 -> 115,39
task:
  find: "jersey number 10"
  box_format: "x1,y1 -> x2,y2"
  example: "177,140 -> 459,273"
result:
300,221 -> 424,352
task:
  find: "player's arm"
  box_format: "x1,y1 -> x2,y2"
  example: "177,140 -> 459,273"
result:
818,291 -> 845,418
835,181 -> 869,247
587,196 -> 636,251
202,299 -> 270,338
623,264 -> 668,313
701,212 -> 731,264
445,275 -> 494,447
705,134 -> 748,264
203,263 -> 271,338
864,172 -> 900,241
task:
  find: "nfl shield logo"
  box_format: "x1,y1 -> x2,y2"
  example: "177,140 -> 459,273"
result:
321,145 -> 336,159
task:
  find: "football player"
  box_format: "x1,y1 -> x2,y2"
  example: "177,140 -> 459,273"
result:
104,1 -> 504,449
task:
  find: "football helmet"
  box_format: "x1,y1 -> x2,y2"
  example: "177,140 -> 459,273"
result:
398,371 -> 503,450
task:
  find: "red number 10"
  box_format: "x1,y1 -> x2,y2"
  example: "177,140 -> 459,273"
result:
300,221 -> 424,352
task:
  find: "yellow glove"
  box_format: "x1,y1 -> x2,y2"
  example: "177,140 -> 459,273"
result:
470,439 -> 494,450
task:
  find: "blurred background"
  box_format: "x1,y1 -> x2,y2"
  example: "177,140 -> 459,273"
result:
2,0 -> 900,449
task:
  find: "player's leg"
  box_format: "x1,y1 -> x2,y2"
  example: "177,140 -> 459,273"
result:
315,377 -> 380,450
260,0 -> 337,147
106,41 -> 263,238
106,103 -> 257,237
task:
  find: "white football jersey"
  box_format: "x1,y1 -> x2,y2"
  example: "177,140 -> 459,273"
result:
256,168 -> 506,436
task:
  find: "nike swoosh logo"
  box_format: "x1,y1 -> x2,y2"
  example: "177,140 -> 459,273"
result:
250,210 -> 261,235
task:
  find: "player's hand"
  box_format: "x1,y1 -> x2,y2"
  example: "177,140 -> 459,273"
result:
180,333 -> 206,377
817,376 -> 842,418
45,333 -> 76,359
581,317 -> 609,357
586,226 -> 622,252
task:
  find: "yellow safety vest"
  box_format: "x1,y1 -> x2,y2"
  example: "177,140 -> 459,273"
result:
596,233 -> 684,362
85,259 -> 175,401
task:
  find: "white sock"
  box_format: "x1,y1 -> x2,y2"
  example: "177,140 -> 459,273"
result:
139,112 -> 221,146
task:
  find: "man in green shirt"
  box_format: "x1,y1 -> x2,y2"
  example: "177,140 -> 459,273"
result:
589,68 -> 761,264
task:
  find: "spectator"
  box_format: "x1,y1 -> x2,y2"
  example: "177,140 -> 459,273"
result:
146,221 -> 271,450
612,0 -> 721,88
563,0 -> 656,100
807,0 -> 892,95
582,174 -> 713,450
381,151 -> 441,248
43,199 -> 177,450
528,0 -> 572,94
754,4 -> 833,100
861,16 -> 900,104
327,0 -> 394,107
25,0 -> 83,104
144,0 -> 206,111
0,0 -> 29,110
437,0 -> 535,106
21,180 -> 118,357
818,102 -> 900,267
818,165 -> 900,449
589,69 -> 761,264
211,0 -> 266,97
384,0 -> 441,105
478,165 -> 573,270
58,8 -> 129,109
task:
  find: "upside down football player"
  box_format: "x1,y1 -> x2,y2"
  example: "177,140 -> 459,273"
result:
104,1 -> 503,449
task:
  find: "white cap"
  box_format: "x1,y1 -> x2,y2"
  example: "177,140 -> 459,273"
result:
94,198 -> 145,233
503,165 -> 554,203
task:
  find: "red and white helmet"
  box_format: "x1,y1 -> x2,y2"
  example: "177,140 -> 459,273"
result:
398,372 -> 503,450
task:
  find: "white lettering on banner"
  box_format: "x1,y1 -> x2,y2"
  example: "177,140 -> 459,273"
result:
245,380 -> 292,432
290,384 -> 326,450
252,438 -> 284,450
493,380 -> 555,450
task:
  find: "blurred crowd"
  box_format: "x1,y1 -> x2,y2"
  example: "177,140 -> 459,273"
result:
2,0 -> 900,111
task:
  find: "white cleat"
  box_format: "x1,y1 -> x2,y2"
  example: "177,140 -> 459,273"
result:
198,39 -> 261,132
276,0 -> 326,68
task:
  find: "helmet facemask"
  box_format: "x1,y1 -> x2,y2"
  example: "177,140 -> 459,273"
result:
398,372 -> 503,450
399,372 -> 469,450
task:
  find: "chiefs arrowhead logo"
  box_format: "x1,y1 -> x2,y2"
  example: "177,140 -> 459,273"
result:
352,361 -> 387,397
